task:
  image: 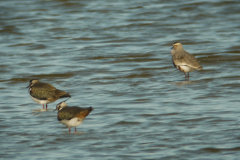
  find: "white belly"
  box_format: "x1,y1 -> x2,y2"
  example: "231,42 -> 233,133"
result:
178,65 -> 196,73
30,95 -> 51,105
60,118 -> 84,127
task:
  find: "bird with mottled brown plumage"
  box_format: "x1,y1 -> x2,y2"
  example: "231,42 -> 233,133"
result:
26,79 -> 71,109
171,42 -> 203,81
54,101 -> 93,133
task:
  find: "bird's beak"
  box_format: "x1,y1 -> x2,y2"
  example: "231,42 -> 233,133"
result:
171,46 -> 174,49
26,85 -> 30,88
53,109 -> 57,112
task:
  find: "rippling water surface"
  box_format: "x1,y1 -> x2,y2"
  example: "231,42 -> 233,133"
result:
1,0 -> 240,159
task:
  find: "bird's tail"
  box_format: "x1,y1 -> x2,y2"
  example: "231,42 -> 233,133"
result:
77,107 -> 93,119
198,66 -> 203,70
63,93 -> 71,98
57,90 -> 71,98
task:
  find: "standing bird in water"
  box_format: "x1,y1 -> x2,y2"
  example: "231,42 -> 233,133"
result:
171,42 -> 203,81
26,79 -> 71,109
54,101 -> 93,133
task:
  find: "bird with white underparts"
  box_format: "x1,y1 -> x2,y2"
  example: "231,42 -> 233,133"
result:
171,42 -> 203,81
27,79 -> 71,109
54,101 -> 93,133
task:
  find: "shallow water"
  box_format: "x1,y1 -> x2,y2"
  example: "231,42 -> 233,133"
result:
1,0 -> 240,159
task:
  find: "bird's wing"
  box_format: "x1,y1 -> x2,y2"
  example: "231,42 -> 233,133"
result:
57,107 -> 93,121
57,107 -> 85,121
173,51 -> 201,69
30,83 -> 56,100
54,89 -> 71,98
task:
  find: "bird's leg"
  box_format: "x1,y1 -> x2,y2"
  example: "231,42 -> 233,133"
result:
42,104 -> 45,109
184,72 -> 187,81
69,127 -> 71,133
46,104 -> 48,110
75,127 -> 77,132
187,73 -> 190,81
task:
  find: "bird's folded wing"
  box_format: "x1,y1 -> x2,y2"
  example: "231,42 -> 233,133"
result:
57,107 -> 85,121
30,83 -> 56,100
173,52 -> 201,69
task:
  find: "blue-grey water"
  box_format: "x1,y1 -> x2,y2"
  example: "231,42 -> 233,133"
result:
1,0 -> 240,159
